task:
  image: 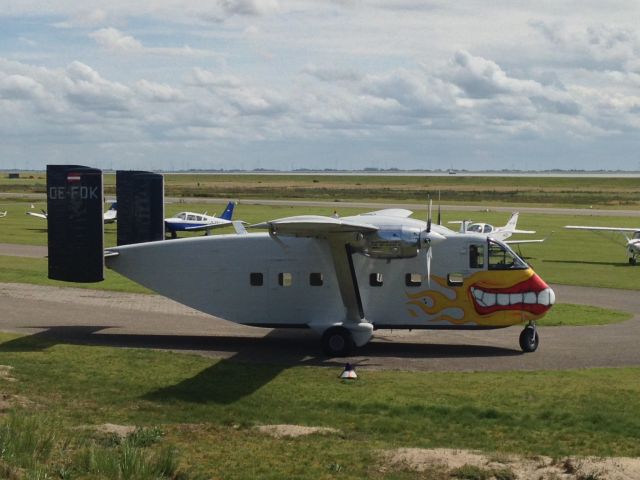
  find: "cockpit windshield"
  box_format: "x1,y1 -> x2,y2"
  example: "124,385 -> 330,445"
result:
488,239 -> 528,270
467,224 -> 483,233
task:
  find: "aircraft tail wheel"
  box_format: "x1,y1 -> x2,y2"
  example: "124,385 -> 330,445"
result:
321,327 -> 355,357
519,325 -> 539,353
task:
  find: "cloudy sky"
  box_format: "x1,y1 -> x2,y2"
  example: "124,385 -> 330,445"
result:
1,1 -> 639,171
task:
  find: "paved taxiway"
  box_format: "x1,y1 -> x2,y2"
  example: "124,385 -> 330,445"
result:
1,280 -> 639,372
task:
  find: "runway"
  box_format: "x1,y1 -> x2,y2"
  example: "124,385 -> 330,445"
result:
1,281 -> 639,372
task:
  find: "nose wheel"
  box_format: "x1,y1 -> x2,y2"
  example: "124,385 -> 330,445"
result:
519,323 -> 539,353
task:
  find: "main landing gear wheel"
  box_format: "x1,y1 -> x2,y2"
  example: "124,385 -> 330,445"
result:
629,257 -> 637,265
519,324 -> 539,353
322,327 -> 355,357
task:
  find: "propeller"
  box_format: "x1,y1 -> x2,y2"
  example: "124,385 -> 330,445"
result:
425,197 -> 434,286
437,190 -> 441,226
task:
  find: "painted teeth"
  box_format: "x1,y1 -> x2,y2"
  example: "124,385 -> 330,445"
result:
470,287 -> 555,307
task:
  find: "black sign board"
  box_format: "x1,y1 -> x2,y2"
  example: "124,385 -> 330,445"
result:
47,165 -> 104,282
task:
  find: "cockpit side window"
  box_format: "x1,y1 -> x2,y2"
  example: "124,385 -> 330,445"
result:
488,240 -> 528,270
177,213 -> 186,220
469,244 -> 485,269
483,225 -> 493,234
634,231 -> 640,240
467,224 -> 482,233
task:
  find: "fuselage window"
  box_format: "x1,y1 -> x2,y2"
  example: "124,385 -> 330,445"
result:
369,273 -> 383,287
483,225 -> 493,234
250,272 -> 263,286
405,273 -> 422,287
278,272 -> 293,287
310,272 -> 323,286
469,244 -> 485,269
488,240 -> 528,270
187,215 -> 196,221
634,232 -> 640,239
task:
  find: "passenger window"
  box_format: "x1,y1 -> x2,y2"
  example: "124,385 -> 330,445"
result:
309,272 -> 323,286
187,215 -> 196,221
369,273 -> 383,287
250,272 -> 263,286
278,272 -> 292,287
469,244 -> 484,269
405,273 -> 422,287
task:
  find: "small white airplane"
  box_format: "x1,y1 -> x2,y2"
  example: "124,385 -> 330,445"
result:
564,224 -> 640,265
46,166 -> 557,357
0,211 -> 7,218
164,201 -> 237,239
450,212 -> 546,245
27,202 -> 118,224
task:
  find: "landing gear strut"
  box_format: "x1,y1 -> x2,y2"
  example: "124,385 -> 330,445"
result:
519,322 -> 539,353
629,257 -> 637,266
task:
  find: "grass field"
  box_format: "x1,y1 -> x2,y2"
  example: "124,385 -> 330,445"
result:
3,172 -> 640,208
1,332 -> 640,478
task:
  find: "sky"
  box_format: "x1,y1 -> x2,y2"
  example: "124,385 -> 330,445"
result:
1,1 -> 639,171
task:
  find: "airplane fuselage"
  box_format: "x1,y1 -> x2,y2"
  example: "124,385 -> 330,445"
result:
107,216 -> 554,334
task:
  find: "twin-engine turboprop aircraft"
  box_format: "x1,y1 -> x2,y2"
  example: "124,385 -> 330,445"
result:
564,224 -> 640,265
164,201 -> 237,238
46,166 -> 556,356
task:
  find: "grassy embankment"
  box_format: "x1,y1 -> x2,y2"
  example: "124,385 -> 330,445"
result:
1,332 -> 640,478
2,172 -> 640,208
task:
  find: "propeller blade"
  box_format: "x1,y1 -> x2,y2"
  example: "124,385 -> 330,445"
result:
437,191 -> 441,225
426,242 -> 432,287
427,198 -> 432,233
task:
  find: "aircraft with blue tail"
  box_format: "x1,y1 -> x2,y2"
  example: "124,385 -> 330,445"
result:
164,201 -> 238,238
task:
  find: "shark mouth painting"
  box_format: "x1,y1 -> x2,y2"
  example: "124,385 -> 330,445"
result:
469,273 -> 555,316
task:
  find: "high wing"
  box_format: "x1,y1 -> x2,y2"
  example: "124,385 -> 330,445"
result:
360,208 -> 413,218
565,225 -> 639,233
251,215 -> 378,235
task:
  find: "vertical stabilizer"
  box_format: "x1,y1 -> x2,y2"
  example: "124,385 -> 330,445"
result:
504,212 -> 519,231
220,201 -> 236,221
116,171 -> 165,246
47,165 -> 104,282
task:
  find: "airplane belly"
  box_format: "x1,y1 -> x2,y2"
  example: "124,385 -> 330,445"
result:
106,233 -> 345,327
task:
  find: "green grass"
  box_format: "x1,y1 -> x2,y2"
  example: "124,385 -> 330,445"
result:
1,332 -> 640,478
3,172 -> 640,208
539,304 -> 632,326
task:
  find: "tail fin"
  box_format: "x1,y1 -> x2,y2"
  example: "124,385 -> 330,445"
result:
116,171 -> 164,246
220,201 -> 235,221
47,165 -> 104,283
504,212 -> 519,231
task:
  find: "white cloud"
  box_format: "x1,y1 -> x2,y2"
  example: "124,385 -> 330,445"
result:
89,27 -> 216,57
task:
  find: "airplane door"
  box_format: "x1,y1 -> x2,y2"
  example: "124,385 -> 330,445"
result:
267,263 -> 305,325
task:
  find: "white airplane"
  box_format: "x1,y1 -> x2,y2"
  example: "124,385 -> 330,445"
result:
48,168 -> 556,357
450,212 -> 546,245
0,211 -> 7,218
564,224 -> 640,265
27,202 -> 118,224
164,201 -> 237,238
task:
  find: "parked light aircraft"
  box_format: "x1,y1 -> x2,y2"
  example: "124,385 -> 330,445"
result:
27,202 -> 118,224
47,167 -> 556,357
164,201 -> 237,238
0,211 -> 6,218
564,224 -> 640,265
450,212 -> 546,245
